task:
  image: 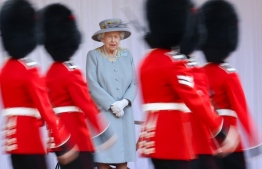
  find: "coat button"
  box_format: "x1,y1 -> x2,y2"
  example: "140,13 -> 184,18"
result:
115,78 -> 119,81
117,87 -> 120,90
114,69 -> 117,72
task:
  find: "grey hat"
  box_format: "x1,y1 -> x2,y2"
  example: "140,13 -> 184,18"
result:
92,18 -> 131,41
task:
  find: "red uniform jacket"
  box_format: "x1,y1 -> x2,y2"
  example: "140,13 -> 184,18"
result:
203,62 -> 258,152
0,58 -> 69,154
188,59 -> 215,155
138,49 -> 223,160
45,61 -> 103,152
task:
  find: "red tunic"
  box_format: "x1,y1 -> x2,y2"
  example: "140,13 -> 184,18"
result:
45,61 -> 102,152
138,49 -> 223,160
203,62 -> 258,152
0,58 -> 69,154
188,59 -> 215,155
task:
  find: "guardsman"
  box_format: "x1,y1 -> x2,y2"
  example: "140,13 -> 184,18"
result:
0,1 -> 78,169
201,1 -> 260,169
38,3 -> 116,169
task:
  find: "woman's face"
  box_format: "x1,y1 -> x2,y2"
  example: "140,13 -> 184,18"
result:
102,31 -> 121,52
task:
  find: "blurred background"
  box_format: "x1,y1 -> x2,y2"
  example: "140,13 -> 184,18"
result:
0,0 -> 262,168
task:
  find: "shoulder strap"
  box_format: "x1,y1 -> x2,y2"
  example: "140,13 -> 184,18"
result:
219,63 -> 236,73
165,51 -> 187,62
63,61 -> 78,71
19,58 -> 37,69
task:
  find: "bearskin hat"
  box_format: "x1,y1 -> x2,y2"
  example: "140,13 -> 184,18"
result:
201,0 -> 238,63
39,3 -> 81,62
144,0 -> 192,49
0,0 -> 37,59
180,2 -> 207,55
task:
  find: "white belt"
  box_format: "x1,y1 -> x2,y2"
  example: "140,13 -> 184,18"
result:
2,108 -> 41,118
53,106 -> 82,114
142,103 -> 191,113
216,109 -> 237,118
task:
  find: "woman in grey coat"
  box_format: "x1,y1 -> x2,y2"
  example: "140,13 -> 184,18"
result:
86,18 -> 137,169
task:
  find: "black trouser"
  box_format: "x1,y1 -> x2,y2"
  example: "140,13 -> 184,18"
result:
190,154 -> 219,169
215,152 -> 246,169
57,152 -> 94,169
151,158 -> 190,169
11,154 -> 47,169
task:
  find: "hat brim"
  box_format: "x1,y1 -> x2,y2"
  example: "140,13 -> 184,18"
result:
92,28 -> 131,42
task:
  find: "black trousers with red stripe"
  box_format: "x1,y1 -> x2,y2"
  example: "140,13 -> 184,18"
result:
11,154 -> 47,169
215,152 -> 246,169
57,152 -> 94,169
190,154 -> 219,169
151,158 -> 190,169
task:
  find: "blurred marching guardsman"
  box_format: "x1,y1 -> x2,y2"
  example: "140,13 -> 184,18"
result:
200,1 -> 260,169
137,0 -> 240,169
186,58 -> 220,169
38,3 -> 116,169
180,3 -> 219,169
0,0 -> 79,169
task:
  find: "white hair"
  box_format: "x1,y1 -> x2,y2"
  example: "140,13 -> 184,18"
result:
97,32 -> 125,41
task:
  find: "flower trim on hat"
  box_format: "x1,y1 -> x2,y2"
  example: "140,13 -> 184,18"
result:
101,20 -> 128,30
95,46 -> 128,62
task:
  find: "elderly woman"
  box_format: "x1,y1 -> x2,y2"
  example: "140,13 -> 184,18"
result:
86,18 -> 137,169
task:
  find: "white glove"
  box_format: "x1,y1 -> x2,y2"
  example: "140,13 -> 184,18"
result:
110,105 -> 119,115
116,110 -> 125,118
111,99 -> 129,117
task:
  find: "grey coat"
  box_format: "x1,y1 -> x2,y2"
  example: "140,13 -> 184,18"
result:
86,46 -> 137,163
